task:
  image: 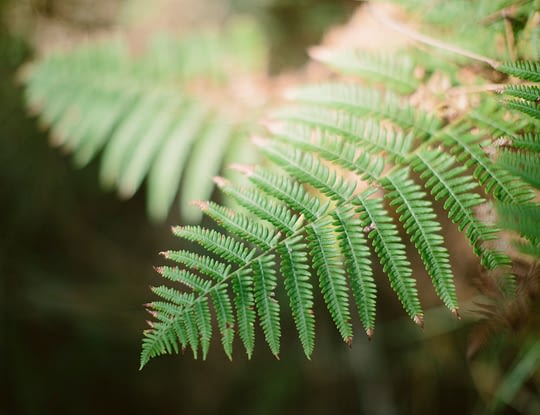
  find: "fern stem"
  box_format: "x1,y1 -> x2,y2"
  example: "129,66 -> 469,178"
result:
366,2 -> 501,69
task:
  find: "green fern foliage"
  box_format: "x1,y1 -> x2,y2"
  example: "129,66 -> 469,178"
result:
496,60 -> 540,259
381,168 -> 458,314
308,48 -> 420,94
499,61 -> 540,82
141,9 -> 538,366
24,19 -> 266,222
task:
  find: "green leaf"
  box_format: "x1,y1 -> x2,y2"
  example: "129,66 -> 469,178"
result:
252,255 -> 281,357
356,192 -> 423,325
278,238 -> 315,358
307,219 -> 353,344
382,168 -> 458,314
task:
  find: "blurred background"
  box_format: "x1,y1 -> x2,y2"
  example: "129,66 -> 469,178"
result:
1,0 -> 538,414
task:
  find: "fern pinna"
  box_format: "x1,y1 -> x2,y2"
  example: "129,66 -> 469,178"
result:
495,61 -> 540,259
139,40 -> 538,366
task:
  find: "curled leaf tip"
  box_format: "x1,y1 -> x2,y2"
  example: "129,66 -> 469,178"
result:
345,337 -> 353,347
153,266 -> 164,274
146,320 -> 154,328
452,308 -> 461,320
414,315 -> 424,328
159,251 -> 170,258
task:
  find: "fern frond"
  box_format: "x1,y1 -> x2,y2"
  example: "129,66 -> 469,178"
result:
232,269 -> 256,358
498,150 -> 540,190
382,168 -> 458,313
468,107 -> 528,140
273,108 -> 412,161
194,298 -> 213,359
504,85 -> 540,102
24,20 -> 266,222
195,201 -> 279,250
412,150 -> 510,270
356,192 -> 423,324
498,61 -> 540,82
286,83 -> 440,137
309,49 -> 419,94
505,99 -> 540,120
439,128 -> 534,203
148,275 -> 231,359
115,98 -> 186,199
332,207 -> 376,337
183,310 -> 201,358
141,12 -> 540,365
260,143 -> 356,202
157,266 -> 212,292
162,250 -> 230,281
148,301 -> 184,319
146,103 -> 209,221
515,241 -> 540,258
140,320 -> 180,368
210,286 -> 235,360
268,122 -> 385,181
141,289 -> 200,362
179,116 -> 239,218
243,166 -> 329,222
496,203 -> 540,245
99,91 -> 174,191
214,178 -> 302,236
278,238 -> 315,358
307,219 -> 353,344
172,226 -> 256,265
151,285 -> 195,307
502,133 -> 540,152
252,255 -> 281,357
